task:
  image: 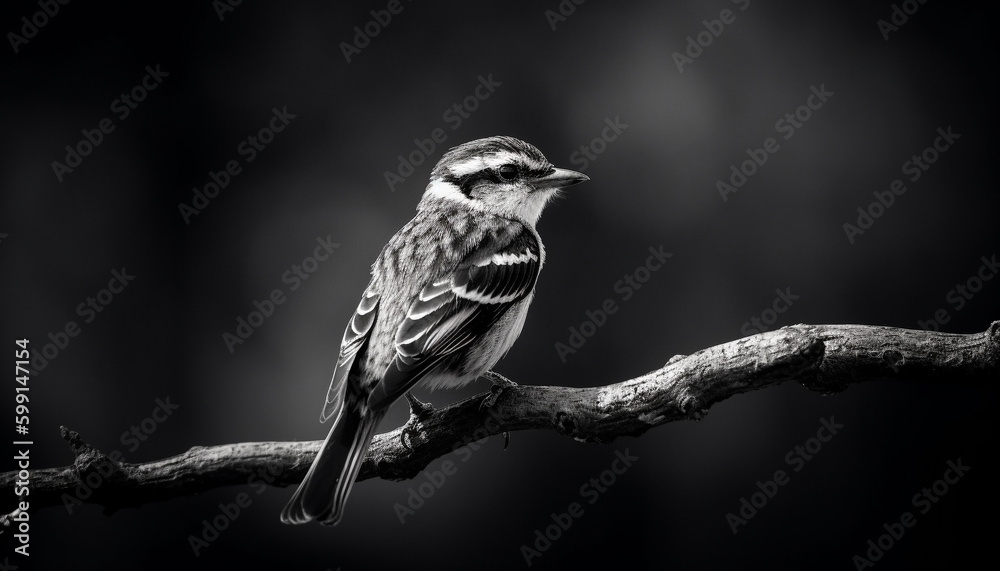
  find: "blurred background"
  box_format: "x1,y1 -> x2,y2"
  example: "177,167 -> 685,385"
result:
1,1 -> 997,569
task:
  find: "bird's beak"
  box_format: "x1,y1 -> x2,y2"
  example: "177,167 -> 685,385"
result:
533,167 -> 590,190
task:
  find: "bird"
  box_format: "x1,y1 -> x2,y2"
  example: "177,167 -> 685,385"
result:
280,135 -> 589,525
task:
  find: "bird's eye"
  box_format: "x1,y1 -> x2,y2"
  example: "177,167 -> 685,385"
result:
498,164 -> 518,181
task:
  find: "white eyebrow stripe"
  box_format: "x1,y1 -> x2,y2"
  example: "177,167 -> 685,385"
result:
448,157 -> 486,176
482,152 -> 523,169
451,151 -> 551,176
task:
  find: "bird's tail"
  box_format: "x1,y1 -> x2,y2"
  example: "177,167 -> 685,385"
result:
280,402 -> 385,525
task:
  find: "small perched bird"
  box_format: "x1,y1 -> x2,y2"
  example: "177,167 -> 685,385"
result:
280,136 -> 588,525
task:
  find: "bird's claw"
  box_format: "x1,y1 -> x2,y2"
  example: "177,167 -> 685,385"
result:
479,371 -> 516,410
479,371 -> 515,449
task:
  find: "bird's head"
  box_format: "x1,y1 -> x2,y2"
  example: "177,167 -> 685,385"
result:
421,136 -> 589,226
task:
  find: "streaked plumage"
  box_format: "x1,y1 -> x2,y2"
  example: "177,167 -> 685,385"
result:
281,136 -> 588,525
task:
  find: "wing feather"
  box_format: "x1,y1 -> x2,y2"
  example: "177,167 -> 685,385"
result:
366,228 -> 541,409
320,287 -> 380,423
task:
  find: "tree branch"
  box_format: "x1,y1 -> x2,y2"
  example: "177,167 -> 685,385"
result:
2,322 -> 996,520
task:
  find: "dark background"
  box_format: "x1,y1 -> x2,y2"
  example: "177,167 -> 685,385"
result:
2,1 -> 997,569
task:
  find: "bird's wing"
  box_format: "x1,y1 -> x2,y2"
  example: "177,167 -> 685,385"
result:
366,227 -> 541,410
320,285 -> 380,423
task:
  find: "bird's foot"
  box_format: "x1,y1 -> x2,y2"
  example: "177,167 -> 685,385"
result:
400,392 -> 434,450
479,371 -> 517,410
479,371 -> 515,449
